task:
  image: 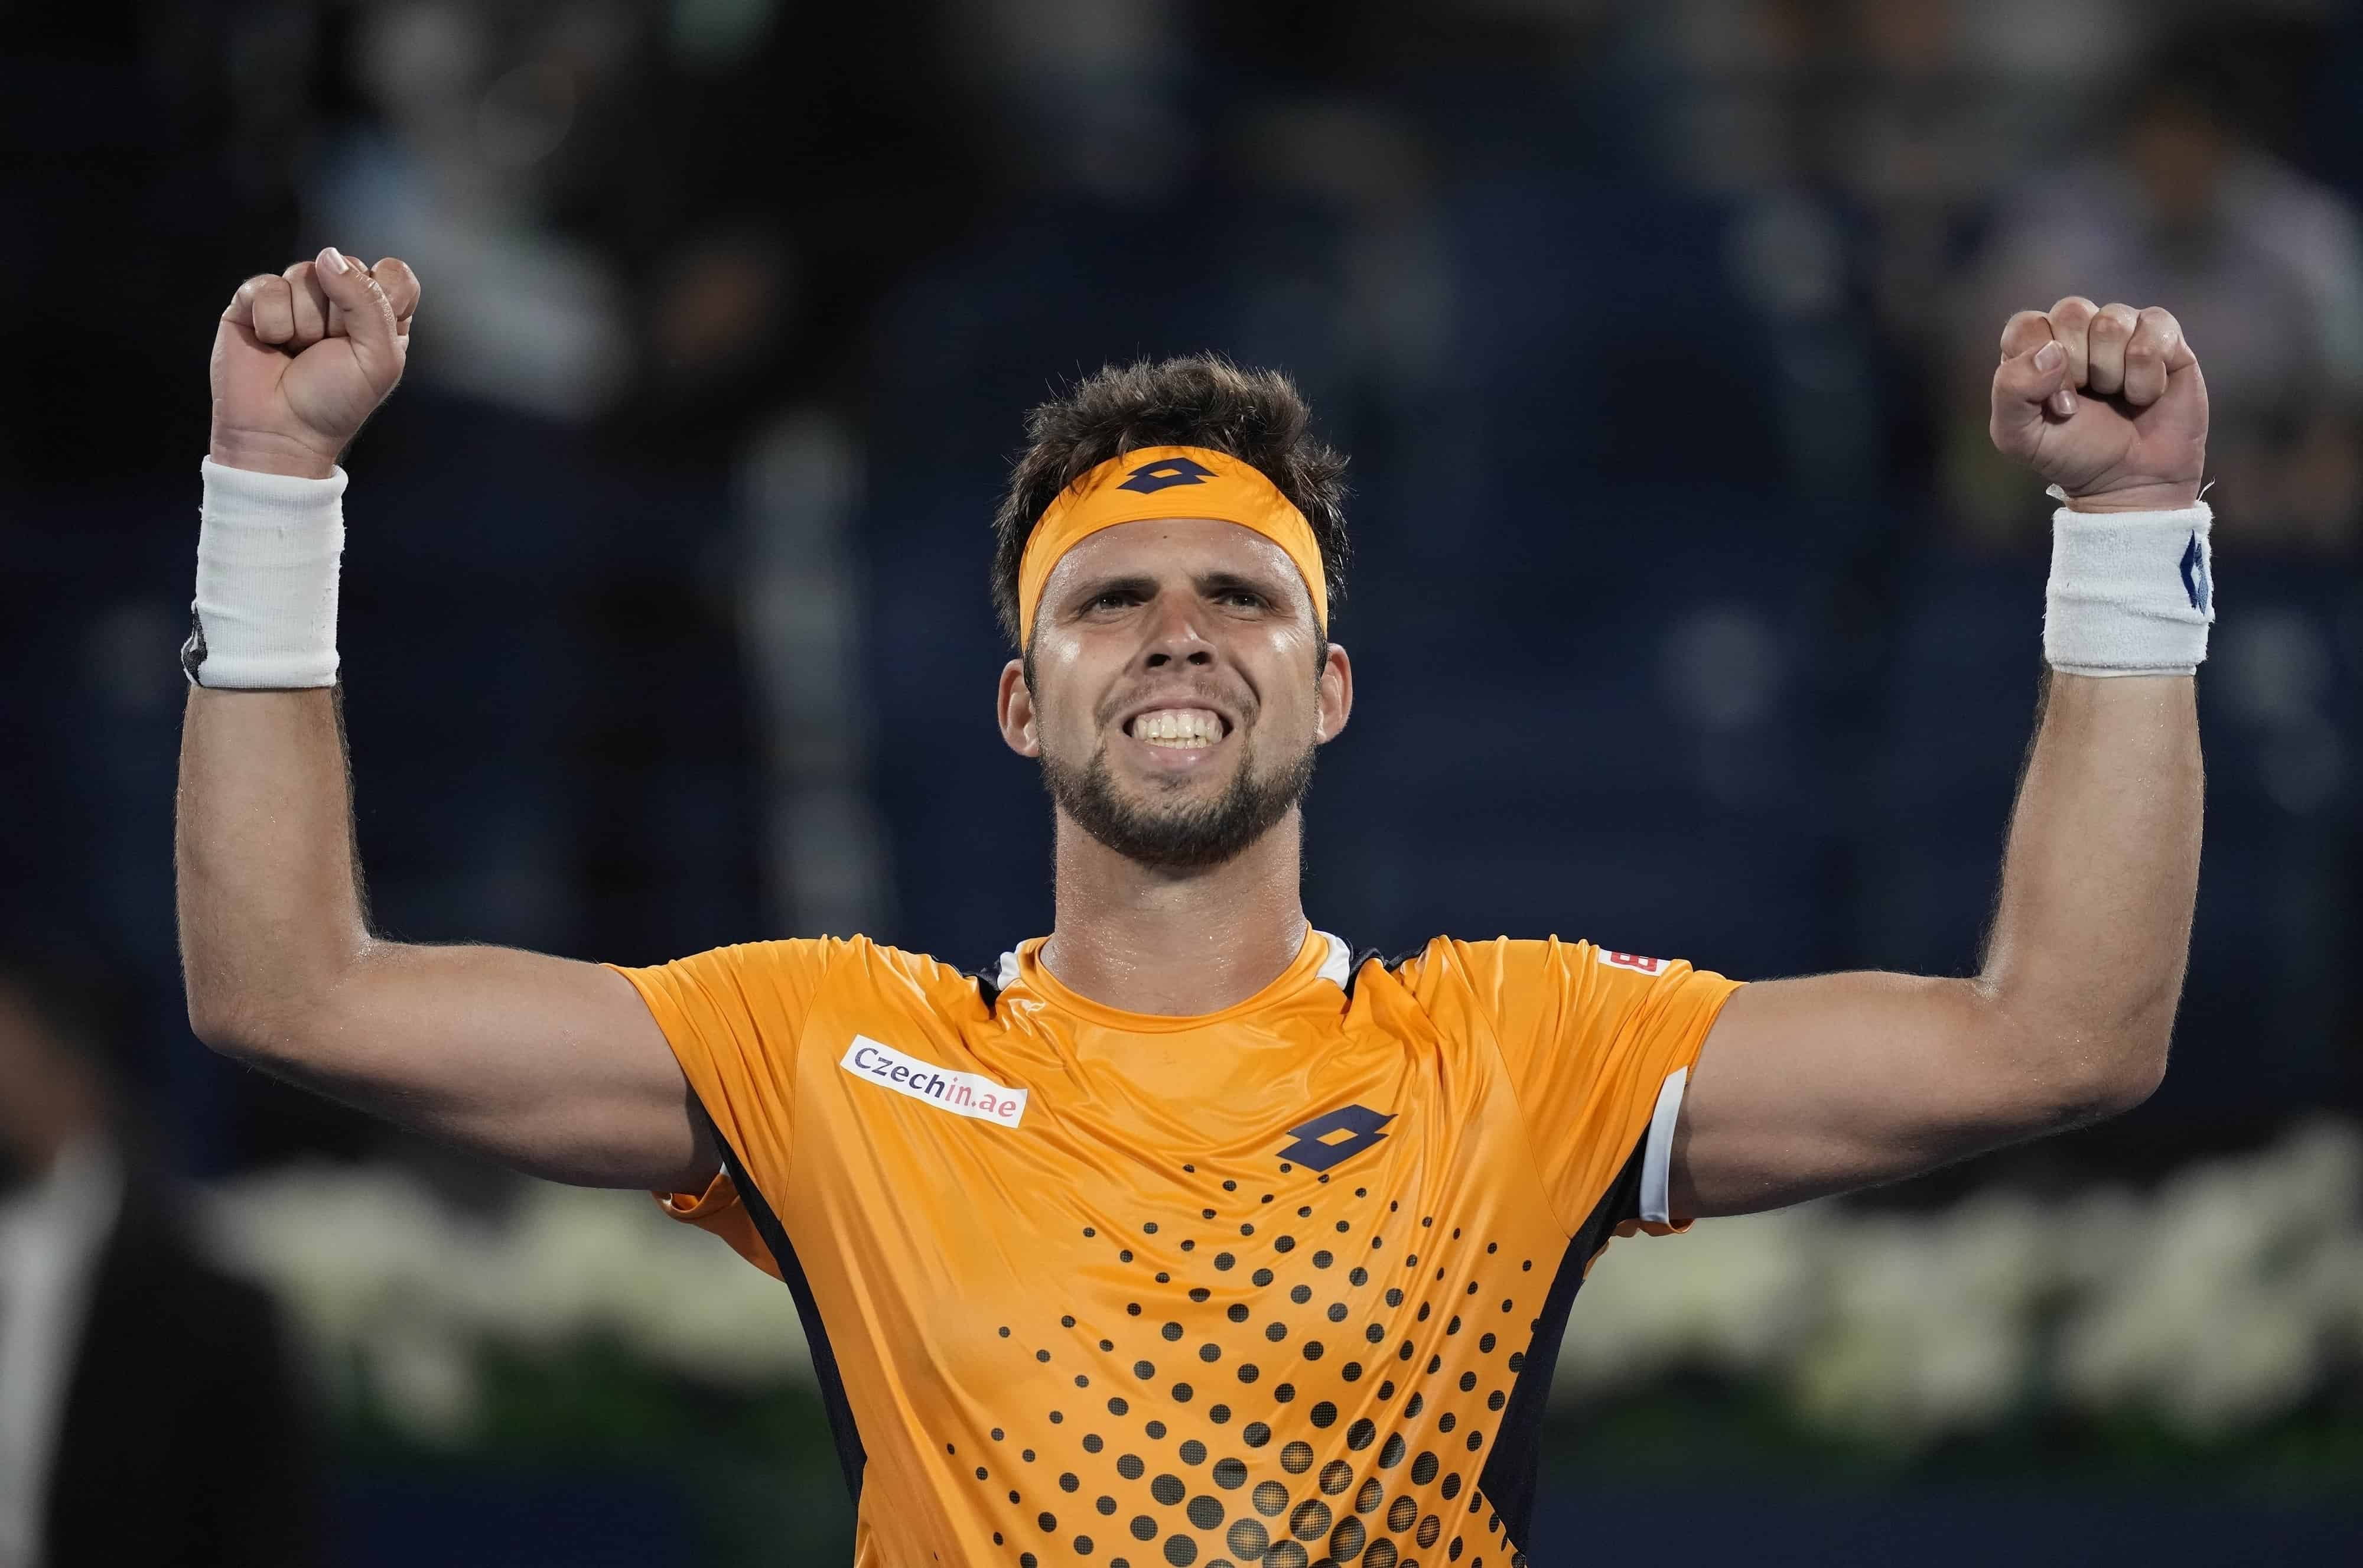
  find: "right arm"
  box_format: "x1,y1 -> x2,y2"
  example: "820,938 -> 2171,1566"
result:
177,250 -> 715,1192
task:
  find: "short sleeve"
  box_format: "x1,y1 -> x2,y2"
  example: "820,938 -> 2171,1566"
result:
1401,936 -> 1743,1239
605,939 -> 838,1254
654,1169 -> 783,1281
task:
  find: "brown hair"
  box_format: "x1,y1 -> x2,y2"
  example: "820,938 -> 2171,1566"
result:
991,355 -> 1350,649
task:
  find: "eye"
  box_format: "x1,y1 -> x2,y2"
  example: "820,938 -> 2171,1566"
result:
1088,588 -> 1142,611
1220,588 -> 1267,610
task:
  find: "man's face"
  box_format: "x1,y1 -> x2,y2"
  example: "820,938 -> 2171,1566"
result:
998,518 -> 1352,868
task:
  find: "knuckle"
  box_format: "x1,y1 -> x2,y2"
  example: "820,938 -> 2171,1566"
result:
2051,295 -> 2097,321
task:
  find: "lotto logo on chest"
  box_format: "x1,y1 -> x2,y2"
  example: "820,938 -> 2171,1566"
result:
839,1035 -> 1028,1127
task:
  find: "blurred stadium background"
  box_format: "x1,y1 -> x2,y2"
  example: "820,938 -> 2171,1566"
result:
3,0 -> 2361,1563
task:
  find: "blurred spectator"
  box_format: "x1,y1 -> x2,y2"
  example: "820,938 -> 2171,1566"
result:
1632,0 -> 2154,503
1950,18 -> 2363,548
0,961 -> 318,1567
307,0 -> 991,462
949,0 -> 1192,200
310,1 -> 639,422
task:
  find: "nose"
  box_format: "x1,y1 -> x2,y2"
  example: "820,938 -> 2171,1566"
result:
1140,590 -> 1215,670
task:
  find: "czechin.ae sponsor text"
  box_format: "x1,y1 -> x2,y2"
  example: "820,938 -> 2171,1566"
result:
839,1035 -> 1028,1127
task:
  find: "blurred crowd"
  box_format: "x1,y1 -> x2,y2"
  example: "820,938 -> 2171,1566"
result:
2,2 -> 2359,1561
2,0 -> 2358,1175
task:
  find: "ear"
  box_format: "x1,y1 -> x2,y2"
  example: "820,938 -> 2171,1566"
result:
1314,641 -> 1353,744
997,658 -> 1040,757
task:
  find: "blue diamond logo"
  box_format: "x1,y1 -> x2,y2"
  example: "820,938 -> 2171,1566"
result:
1117,456 -> 1215,495
2180,532 -> 2209,611
1276,1104 -> 1395,1172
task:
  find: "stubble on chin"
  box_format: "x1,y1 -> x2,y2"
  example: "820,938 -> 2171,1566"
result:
1042,733 -> 1314,870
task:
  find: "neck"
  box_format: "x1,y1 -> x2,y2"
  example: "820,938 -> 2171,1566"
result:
1041,809 -> 1309,1016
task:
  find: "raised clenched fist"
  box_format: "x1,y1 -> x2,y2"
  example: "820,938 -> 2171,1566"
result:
209,248 -> 422,479
1988,297 -> 2208,513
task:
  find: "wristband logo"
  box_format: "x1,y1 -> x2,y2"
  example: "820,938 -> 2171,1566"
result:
839,1036 -> 1027,1128
2180,532 -> 2209,612
181,608 -> 210,684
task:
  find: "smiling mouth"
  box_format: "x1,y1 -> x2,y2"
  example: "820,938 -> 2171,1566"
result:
1125,707 -> 1230,749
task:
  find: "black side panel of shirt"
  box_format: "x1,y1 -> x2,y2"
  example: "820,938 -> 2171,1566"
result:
707,1112 -> 870,1507
1476,1139 -> 1649,1553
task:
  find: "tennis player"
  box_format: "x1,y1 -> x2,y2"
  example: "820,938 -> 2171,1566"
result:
180,248 -> 2210,1567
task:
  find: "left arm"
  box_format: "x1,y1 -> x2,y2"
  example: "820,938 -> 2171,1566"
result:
1671,295 -> 2209,1219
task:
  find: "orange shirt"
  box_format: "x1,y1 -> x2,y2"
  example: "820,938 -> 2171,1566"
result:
611,931 -> 1740,1568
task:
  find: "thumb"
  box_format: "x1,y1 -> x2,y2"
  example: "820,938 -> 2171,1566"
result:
310,246 -> 405,388
1988,338 -> 2069,457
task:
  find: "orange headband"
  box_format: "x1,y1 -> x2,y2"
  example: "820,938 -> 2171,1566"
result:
1017,445 -> 1328,647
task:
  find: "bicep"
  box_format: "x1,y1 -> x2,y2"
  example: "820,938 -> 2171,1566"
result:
1668,971 -> 2091,1219
269,940 -> 714,1190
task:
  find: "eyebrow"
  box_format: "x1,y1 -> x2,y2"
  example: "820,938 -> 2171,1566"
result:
1196,568 -> 1296,604
1059,568 -> 1301,617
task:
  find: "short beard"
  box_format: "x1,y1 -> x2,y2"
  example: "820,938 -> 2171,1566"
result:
1044,734 -> 1316,871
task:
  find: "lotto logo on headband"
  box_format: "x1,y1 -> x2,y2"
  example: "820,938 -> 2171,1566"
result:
1118,456 -> 1215,495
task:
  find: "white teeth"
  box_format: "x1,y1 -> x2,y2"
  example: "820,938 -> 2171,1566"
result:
1129,707 -> 1223,748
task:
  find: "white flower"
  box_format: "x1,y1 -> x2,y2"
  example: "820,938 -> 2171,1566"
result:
198,1120 -> 2363,1444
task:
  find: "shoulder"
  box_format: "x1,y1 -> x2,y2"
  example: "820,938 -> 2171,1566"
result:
1348,936 -> 1577,1034
1367,934 -> 1602,994
625,933 -> 944,978
1364,935 -> 1713,1023
832,935 -> 997,997
744,935 -> 1003,1020
614,933 -> 994,1019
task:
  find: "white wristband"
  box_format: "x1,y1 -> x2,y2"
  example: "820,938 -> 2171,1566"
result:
2042,493 -> 2214,676
183,458 -> 347,688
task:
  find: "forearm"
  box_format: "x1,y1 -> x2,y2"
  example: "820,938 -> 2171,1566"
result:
176,684 -> 375,1048
1974,668 -> 2201,1108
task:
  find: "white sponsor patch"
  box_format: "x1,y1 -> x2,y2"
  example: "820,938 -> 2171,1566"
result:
1596,949 -> 1665,975
838,1035 -> 1028,1128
